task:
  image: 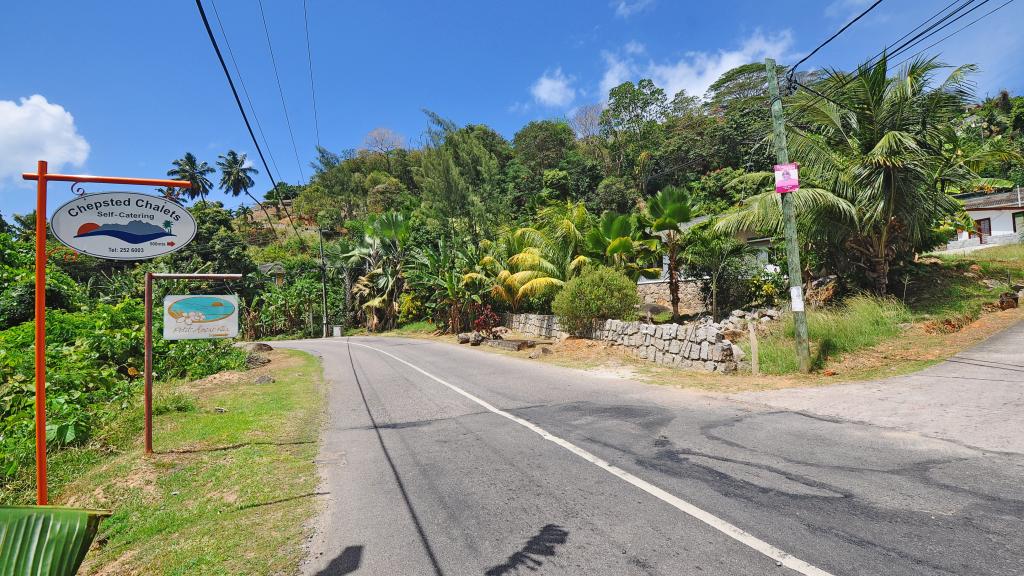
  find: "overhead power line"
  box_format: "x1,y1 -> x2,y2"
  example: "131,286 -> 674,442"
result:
789,0 -> 886,75
302,0 -> 321,150
256,0 -> 307,185
195,0 -> 305,242
889,0 -> 1017,70
788,0 -> 997,117
209,0 -> 283,182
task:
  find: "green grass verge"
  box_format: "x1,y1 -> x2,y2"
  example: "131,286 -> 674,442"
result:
5,350 -> 324,575
920,244 -> 1024,321
753,295 -> 911,374
748,245 -> 1024,375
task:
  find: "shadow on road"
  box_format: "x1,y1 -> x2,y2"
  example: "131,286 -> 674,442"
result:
345,340 -> 446,576
484,524 -> 569,576
315,545 -> 364,575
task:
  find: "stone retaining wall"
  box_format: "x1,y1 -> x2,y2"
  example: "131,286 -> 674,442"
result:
506,313 -> 739,372
636,279 -> 704,312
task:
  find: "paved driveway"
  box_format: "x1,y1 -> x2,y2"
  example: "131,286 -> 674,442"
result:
732,321 -> 1024,454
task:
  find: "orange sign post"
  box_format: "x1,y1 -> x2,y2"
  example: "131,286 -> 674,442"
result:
21,161 -> 191,504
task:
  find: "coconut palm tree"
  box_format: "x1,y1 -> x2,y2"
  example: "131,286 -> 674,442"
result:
234,205 -> 253,223
167,153 -> 214,203
217,150 -> 275,229
645,185 -> 695,322
719,55 -> 1016,295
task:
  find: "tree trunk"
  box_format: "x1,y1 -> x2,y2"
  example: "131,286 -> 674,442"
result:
711,280 -> 718,322
668,242 -> 681,323
873,253 -> 889,296
343,268 -> 352,330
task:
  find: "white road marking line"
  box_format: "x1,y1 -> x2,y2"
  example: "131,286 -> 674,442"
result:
348,340 -> 836,576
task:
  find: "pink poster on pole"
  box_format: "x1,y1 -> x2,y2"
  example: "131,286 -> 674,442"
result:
774,163 -> 799,194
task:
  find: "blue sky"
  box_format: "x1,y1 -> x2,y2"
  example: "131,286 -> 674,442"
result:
2,0 -> 1022,216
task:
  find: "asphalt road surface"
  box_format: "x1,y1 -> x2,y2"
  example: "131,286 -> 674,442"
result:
276,335 -> 1023,576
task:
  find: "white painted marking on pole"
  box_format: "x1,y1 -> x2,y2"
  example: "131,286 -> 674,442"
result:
348,340 -> 835,576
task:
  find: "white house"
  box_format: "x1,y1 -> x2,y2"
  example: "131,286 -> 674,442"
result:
949,188 -> 1024,249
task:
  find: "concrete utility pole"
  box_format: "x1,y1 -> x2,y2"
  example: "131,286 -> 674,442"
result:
318,227 -> 329,338
765,58 -> 811,373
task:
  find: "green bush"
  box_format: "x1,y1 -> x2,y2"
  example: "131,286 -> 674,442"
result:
552,266 -> 639,336
0,299 -> 246,479
756,295 -> 911,373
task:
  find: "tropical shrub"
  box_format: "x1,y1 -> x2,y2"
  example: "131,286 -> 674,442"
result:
552,266 -> 639,336
471,304 -> 499,337
0,299 -> 246,480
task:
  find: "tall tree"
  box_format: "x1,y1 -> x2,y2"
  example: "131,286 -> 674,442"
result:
600,79 -> 668,185
513,120 -> 576,175
168,152 -> 214,203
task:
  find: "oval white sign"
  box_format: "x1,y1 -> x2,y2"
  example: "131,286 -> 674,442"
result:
50,192 -> 197,260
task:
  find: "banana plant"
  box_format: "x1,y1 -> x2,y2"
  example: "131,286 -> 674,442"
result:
0,506 -> 110,576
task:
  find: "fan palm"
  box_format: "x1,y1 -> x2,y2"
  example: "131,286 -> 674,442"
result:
584,212 -> 660,281
645,185 -> 695,322
324,237 -> 365,330
167,152 -> 214,203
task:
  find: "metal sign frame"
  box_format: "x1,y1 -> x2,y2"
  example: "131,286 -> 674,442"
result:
143,273 -> 242,454
21,160 -> 192,504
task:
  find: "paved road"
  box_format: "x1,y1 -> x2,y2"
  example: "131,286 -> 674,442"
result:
732,321 -> 1024,453
276,335 -> 1024,576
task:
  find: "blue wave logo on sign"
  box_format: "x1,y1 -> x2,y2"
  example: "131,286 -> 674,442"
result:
167,296 -> 236,324
74,220 -> 175,245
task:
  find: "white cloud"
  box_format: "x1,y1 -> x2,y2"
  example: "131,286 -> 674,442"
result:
613,0 -> 654,18
531,68 -> 577,107
600,51 -> 635,98
0,95 -> 89,183
598,31 -> 794,100
623,40 -> 646,55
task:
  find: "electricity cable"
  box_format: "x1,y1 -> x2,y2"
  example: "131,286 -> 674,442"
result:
256,0 -> 307,184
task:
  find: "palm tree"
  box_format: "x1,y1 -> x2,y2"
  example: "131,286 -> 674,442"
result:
156,186 -> 181,203
350,212 -> 411,331
167,153 -> 214,203
234,205 -> 253,223
468,201 -> 597,312
217,150 -> 275,230
683,226 -> 754,321
583,212 -> 661,281
720,55 -> 1016,295
324,237 -> 366,331
645,185 -> 695,322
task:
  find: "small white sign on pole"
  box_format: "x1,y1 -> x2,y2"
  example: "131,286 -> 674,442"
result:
163,295 -> 239,340
790,285 -> 805,312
